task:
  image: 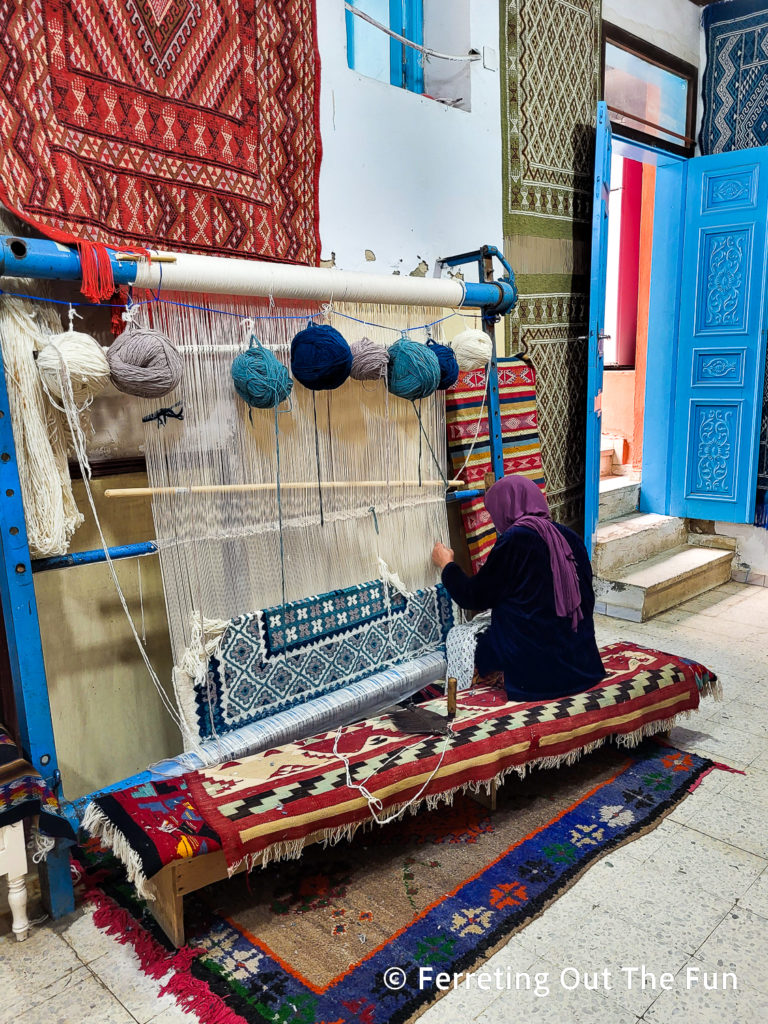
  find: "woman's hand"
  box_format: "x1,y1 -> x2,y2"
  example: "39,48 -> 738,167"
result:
432,541 -> 455,570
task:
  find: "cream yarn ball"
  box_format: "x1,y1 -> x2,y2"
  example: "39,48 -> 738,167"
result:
37,331 -> 111,406
450,328 -> 494,371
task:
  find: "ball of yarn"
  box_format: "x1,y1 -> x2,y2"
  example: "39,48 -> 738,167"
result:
37,331 -> 110,405
387,339 -> 441,400
451,328 -> 494,371
106,328 -> 183,398
291,323 -> 353,390
349,336 -> 389,381
232,341 -> 293,409
427,339 -> 460,390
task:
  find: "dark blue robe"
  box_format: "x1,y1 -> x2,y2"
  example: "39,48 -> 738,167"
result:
441,523 -> 605,701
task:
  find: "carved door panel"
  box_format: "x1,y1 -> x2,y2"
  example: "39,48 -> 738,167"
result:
585,102 -> 612,553
670,151 -> 768,522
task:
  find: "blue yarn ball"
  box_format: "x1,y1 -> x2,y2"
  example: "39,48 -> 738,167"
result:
231,341 -> 293,409
387,339 -> 441,400
427,339 -> 459,390
290,323 -> 353,390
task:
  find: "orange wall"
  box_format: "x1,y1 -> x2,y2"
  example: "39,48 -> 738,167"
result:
602,369 -> 636,461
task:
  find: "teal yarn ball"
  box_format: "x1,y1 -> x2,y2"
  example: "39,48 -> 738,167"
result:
290,322 -> 353,390
387,339 -> 441,400
231,340 -> 293,409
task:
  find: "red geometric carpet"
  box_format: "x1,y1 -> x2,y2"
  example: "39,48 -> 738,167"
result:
0,1 -> 321,266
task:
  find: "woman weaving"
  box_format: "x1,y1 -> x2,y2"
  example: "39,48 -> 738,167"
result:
432,475 -> 605,701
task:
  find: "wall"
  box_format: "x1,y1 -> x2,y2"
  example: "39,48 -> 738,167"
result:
602,0 -> 702,68
715,524 -> 768,577
34,474 -> 178,801
315,0 -> 502,274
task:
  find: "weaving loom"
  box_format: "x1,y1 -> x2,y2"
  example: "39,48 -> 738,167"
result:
124,298 -> 465,768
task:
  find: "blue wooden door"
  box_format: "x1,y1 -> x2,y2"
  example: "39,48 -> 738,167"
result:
585,102 -> 612,553
670,150 -> 768,521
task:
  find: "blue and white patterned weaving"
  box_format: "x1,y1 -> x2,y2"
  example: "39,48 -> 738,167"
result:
190,580 -> 454,740
701,1 -> 768,154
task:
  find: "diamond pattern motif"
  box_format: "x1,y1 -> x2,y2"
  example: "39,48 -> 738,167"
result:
190,581 -> 454,740
0,0 -> 320,263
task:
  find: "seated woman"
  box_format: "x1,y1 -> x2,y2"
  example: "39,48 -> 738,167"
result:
432,475 -> 605,702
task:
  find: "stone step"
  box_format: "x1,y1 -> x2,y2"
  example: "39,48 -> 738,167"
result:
598,478 -> 640,521
594,512 -> 687,577
594,544 -> 733,622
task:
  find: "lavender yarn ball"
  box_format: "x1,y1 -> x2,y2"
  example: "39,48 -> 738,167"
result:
107,328 -> 183,398
349,336 -> 389,381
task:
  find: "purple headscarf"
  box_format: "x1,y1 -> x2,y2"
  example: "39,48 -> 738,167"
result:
484,476 -> 583,630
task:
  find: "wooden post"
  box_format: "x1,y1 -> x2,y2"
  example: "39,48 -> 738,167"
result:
146,864 -> 185,948
483,471 -> 496,492
447,677 -> 457,718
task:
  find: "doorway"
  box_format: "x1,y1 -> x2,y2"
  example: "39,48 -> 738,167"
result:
598,139 -> 684,521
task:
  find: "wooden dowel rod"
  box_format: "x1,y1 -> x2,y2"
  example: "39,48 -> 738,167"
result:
447,677 -> 457,718
105,479 -> 465,498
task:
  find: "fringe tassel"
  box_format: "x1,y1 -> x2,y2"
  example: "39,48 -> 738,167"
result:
77,240 -> 117,302
83,886 -> 249,1024
82,802 -> 154,901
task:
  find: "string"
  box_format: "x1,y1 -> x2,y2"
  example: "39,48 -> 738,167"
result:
0,288 -> 478,336
311,391 -> 324,526
411,400 -> 449,489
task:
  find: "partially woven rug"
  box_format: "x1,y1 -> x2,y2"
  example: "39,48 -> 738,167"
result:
77,741 -> 718,1024
0,1 -> 321,265
446,356 -> 545,571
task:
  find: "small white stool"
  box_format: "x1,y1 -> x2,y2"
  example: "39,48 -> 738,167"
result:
0,821 -> 29,941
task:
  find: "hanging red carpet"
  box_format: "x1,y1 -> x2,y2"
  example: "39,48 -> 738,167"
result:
0,1 -> 321,268
446,356 -> 546,571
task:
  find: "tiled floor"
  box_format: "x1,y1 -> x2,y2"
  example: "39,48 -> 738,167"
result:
1,580 -> 767,1023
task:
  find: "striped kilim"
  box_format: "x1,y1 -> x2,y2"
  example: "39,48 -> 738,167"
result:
446,356 -> 546,570
183,642 -> 716,871
0,724 -> 74,838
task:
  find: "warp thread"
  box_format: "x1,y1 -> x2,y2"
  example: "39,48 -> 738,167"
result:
349,336 -> 389,381
291,322 -> 352,390
36,330 -> 110,406
387,338 -> 441,400
451,327 -> 493,370
427,339 -> 459,390
231,337 -> 293,410
107,327 -> 183,398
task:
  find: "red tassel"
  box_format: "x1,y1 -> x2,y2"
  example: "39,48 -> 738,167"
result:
84,886 -> 248,1024
77,240 -> 117,303
110,288 -> 129,337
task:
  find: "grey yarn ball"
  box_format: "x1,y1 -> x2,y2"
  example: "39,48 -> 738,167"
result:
349,336 -> 389,381
107,328 -> 183,398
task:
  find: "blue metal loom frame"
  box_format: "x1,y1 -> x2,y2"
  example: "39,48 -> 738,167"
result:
0,239 -> 515,918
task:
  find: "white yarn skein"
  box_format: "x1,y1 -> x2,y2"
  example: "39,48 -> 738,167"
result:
37,331 -> 111,406
450,328 -> 494,371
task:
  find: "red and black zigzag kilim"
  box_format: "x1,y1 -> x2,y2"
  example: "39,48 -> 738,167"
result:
445,356 -> 546,571
0,0 -> 321,265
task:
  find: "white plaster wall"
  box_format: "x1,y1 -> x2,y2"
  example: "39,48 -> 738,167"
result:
602,0 -> 703,68
315,0 -> 503,274
715,523 -> 768,576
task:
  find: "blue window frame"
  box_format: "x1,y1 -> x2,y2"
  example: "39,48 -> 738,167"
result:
346,0 -> 425,95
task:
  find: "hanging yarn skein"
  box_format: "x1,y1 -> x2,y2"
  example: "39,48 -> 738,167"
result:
232,337 -> 293,409
427,339 -> 459,390
451,327 -> 494,371
37,330 -> 110,406
387,338 -> 441,400
107,327 -> 183,398
290,322 -> 353,390
349,336 -> 389,381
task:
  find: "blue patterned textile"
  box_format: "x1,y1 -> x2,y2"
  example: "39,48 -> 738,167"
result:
193,581 -> 454,739
700,1 -> 768,154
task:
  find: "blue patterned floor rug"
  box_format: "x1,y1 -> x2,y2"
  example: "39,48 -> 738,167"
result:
76,741 -> 720,1024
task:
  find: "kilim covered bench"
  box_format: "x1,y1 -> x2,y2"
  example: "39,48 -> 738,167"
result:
83,641 -> 720,946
